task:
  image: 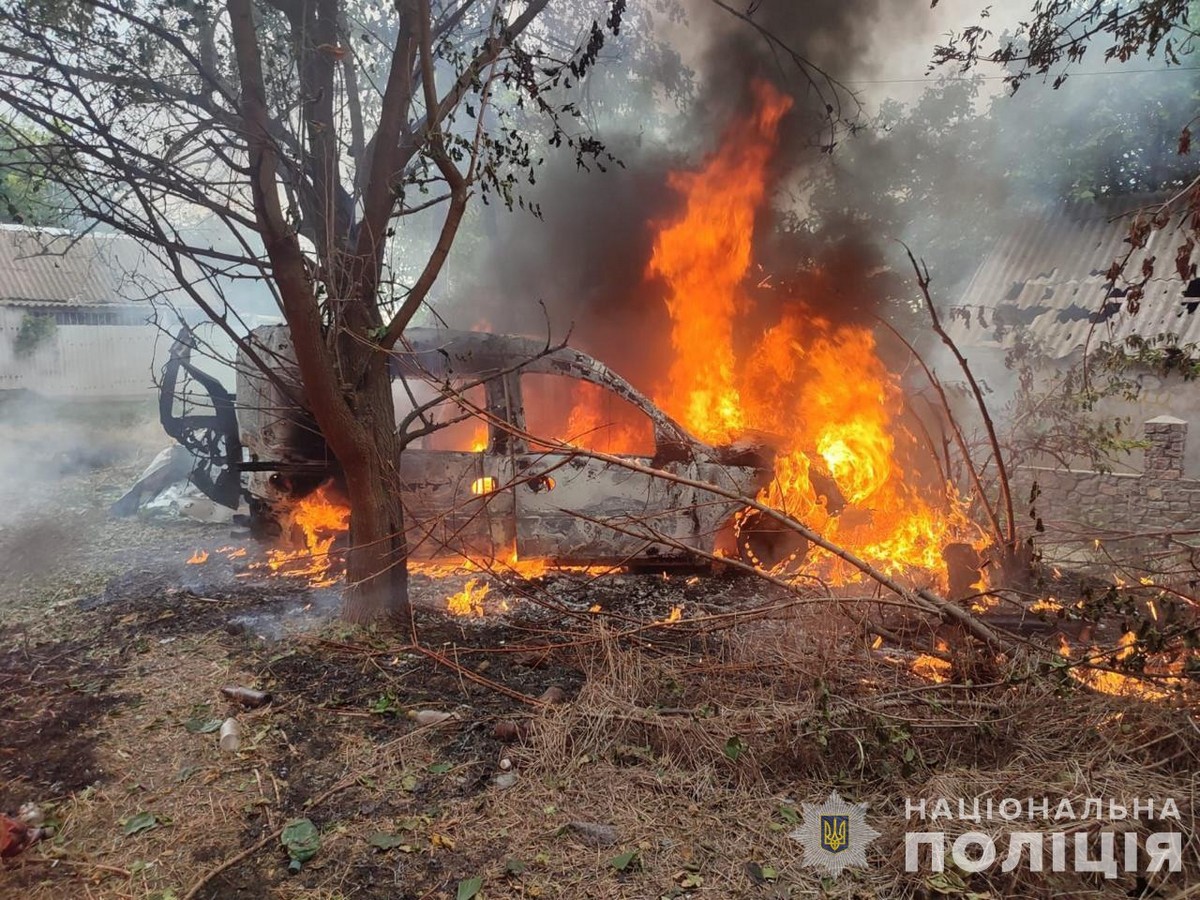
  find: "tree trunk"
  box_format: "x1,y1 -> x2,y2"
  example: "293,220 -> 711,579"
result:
338,352 -> 410,625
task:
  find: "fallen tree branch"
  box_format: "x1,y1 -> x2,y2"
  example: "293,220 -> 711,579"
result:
12,858 -> 132,879
874,315 -> 1004,545
412,644 -> 546,707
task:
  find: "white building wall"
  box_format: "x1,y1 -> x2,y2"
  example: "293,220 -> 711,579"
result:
0,307 -> 168,398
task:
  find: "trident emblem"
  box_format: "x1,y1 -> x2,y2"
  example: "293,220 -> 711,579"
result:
820,815 -> 849,854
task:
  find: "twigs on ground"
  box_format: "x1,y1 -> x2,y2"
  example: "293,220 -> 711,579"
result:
181,719 -> 454,900
8,857 -> 132,879
412,643 -> 546,706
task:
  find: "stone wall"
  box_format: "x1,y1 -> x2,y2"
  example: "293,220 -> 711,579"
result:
1144,416 -> 1187,480
1107,373 -> 1200,475
1016,417 -> 1200,547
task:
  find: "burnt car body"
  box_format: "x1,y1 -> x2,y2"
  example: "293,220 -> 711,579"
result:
161,324 -> 824,567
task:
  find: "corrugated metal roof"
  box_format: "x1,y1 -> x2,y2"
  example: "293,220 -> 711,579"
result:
0,224 -> 177,308
949,197 -> 1200,359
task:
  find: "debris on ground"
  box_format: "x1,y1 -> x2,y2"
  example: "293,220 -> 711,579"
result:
218,717 -> 241,751
538,685 -> 568,704
220,685 -> 272,708
567,821 -> 619,848
492,719 -> 531,742
407,709 -> 456,726
281,817 -> 321,873
0,814 -> 43,859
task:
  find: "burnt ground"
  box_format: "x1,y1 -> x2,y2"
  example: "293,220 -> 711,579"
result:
2,402 -> 1199,900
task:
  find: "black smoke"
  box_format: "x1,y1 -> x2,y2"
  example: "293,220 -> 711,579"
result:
448,0 -> 932,388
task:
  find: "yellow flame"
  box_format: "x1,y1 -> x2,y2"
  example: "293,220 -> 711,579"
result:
646,79 -> 981,584
911,654 -> 952,683
1066,632 -> 1182,700
1115,630 -> 1137,662
447,578 -> 491,617
657,605 -> 684,625
265,484 -> 351,586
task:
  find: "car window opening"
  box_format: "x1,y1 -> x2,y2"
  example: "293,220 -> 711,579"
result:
522,374 -> 654,456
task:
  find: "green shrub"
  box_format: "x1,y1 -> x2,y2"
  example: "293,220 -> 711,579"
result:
13,312 -> 56,358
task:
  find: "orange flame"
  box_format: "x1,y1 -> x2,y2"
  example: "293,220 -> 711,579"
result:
911,654 -> 952,683
186,550 -> 209,565
645,80 -> 978,582
561,381 -> 652,454
266,483 -> 351,586
447,577 -> 491,617
648,81 -> 788,445
1061,631 -> 1181,700
522,376 -> 652,455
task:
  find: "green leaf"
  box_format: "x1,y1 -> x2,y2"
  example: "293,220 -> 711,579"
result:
428,761 -> 453,774
184,717 -> 222,734
777,805 -> 800,825
281,818 -> 321,867
609,848 -> 639,871
122,811 -> 158,836
456,875 -> 483,900
368,832 -> 407,851
505,858 -> 527,875
927,870 -> 970,894
369,694 -> 395,714
745,861 -> 779,884
175,765 -> 202,784
723,735 -> 746,762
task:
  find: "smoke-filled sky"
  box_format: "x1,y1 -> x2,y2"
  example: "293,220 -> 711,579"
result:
430,0 -> 1014,378
421,0 -> 1194,392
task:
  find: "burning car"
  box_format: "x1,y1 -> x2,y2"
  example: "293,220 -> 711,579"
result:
160,324 -> 840,569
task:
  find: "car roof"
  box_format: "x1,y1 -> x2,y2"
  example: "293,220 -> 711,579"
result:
392,328 -> 697,449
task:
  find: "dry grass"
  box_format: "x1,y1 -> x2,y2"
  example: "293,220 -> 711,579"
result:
1,411 -> 1197,899
3,602 -> 1199,899
476,613 -> 1200,899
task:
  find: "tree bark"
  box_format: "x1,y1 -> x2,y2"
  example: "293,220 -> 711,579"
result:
334,323 -> 409,625
230,0 -> 409,626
